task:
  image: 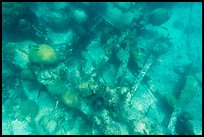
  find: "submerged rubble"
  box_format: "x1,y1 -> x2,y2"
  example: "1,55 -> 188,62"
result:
2,2 -> 202,135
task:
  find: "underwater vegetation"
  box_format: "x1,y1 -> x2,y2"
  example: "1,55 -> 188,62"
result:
2,2 -> 202,135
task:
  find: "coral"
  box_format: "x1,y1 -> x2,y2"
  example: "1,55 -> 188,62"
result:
29,44 -> 58,65
175,112 -> 195,135
77,82 -> 93,97
20,68 -> 36,80
130,47 -> 146,69
61,92 -> 80,108
2,3 -> 202,135
178,75 -> 199,107
47,79 -> 68,96
2,2 -> 26,30
43,11 -> 70,32
19,99 -> 39,119
3,42 -> 16,64
59,68 -> 68,81
152,36 -> 172,56
2,2 -> 38,41
165,93 -> 178,107
173,18 -> 184,29
166,75 -> 199,108
148,8 -> 170,26
114,2 -> 131,12
72,9 -> 87,24
105,4 -> 134,29
103,122 -> 121,135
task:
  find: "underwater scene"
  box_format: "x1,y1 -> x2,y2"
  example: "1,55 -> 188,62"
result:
2,2 -> 202,135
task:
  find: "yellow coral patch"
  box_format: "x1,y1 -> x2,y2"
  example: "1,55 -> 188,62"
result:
78,83 -> 89,89
62,92 -> 80,108
29,44 -> 58,65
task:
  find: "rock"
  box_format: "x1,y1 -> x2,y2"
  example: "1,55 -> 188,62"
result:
148,8 -> 170,26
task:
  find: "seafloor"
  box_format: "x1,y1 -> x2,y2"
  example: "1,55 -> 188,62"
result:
2,2 -> 202,135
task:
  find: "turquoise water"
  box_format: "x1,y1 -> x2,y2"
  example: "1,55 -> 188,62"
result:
2,2 -> 202,135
